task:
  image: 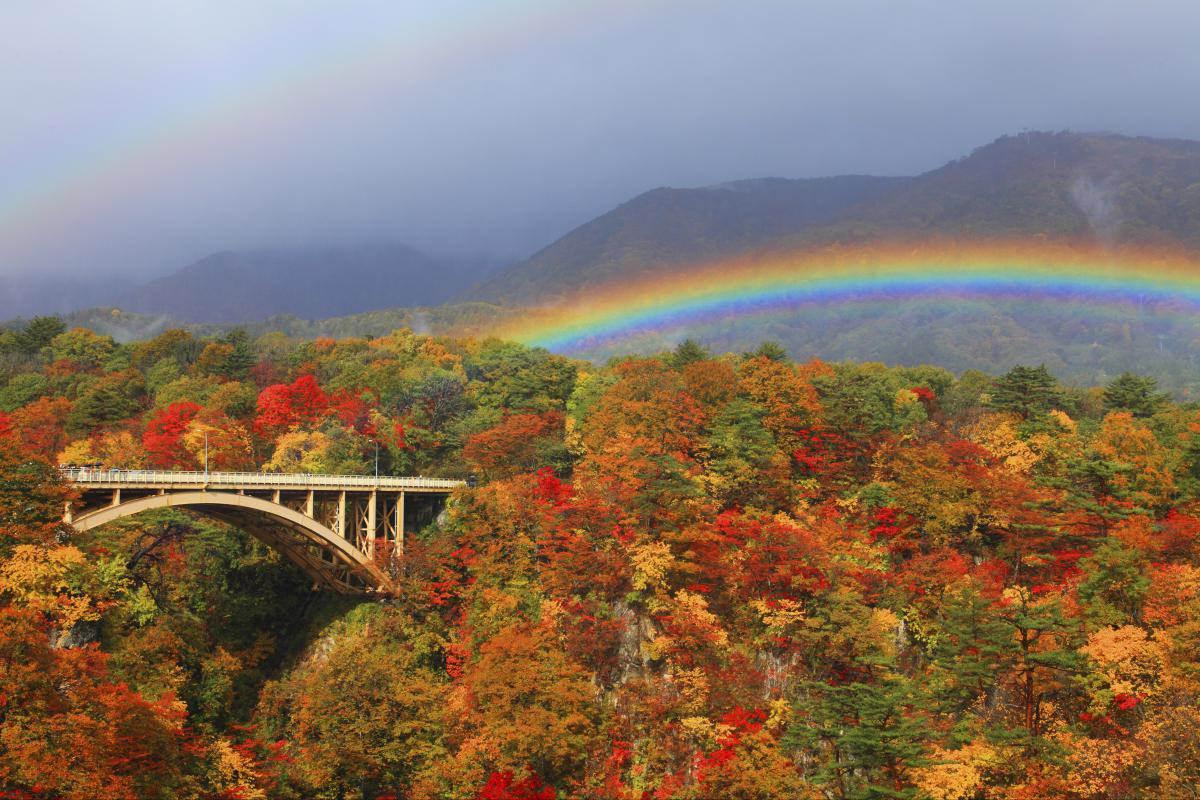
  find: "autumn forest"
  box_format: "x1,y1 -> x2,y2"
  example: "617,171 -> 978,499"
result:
0,315 -> 1196,799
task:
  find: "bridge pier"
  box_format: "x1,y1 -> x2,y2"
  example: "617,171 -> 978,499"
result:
367,491 -> 377,558
397,490 -> 405,553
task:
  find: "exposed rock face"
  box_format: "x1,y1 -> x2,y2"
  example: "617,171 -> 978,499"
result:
55,619 -> 100,649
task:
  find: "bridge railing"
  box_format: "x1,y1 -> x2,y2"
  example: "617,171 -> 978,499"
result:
60,468 -> 464,490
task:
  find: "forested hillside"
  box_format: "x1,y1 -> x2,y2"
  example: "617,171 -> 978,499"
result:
807,132 -> 1200,246
43,293 -> 1200,402
20,132 -> 1200,396
2,316 -> 1200,797
473,175 -> 907,302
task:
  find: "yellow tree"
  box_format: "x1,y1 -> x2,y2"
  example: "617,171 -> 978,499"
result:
447,622 -> 600,792
183,414 -> 255,471
1093,411 -> 1176,509
263,429 -> 332,473
59,430 -> 148,469
257,607 -> 448,798
736,356 -> 825,453
575,359 -> 706,529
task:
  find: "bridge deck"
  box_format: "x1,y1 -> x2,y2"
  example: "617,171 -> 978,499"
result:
61,468 -> 463,492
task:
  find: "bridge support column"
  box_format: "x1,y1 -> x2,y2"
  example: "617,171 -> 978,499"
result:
367,491 -> 377,558
305,490 -> 314,518
64,502 -> 73,524
111,489 -> 121,507
397,491 -> 405,554
336,491 -> 346,538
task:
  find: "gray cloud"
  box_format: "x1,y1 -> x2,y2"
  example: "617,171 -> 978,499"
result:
2,0 -> 1199,286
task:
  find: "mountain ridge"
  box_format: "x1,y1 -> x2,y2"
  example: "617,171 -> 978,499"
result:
113,243 -> 499,324
474,131 -> 1200,304
471,174 -> 909,302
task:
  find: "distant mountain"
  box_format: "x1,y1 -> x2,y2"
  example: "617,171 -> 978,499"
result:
472,175 -> 908,302
477,132 -> 1200,302
115,243 -> 497,324
778,131 -> 1200,246
23,130 -> 1200,393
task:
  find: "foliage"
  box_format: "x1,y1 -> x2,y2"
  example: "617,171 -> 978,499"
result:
0,325 -> 1199,797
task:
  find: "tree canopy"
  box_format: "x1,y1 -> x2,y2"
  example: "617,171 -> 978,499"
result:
0,322 -> 1197,798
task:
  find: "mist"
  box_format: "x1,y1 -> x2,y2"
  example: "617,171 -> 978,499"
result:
3,0 -> 1200,306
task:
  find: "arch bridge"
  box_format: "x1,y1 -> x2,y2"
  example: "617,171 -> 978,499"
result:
62,468 -> 463,594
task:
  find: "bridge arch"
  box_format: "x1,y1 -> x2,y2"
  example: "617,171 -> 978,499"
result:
71,491 -> 392,594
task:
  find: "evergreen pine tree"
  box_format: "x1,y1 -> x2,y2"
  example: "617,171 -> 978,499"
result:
787,676 -> 934,799
747,341 -> 789,362
988,365 -> 1063,419
1102,372 -> 1167,418
220,329 -> 256,380
14,316 -> 66,356
669,338 -> 710,368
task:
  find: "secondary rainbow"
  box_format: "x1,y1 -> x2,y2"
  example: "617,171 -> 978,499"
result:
0,1 -> 659,249
497,240 -> 1200,353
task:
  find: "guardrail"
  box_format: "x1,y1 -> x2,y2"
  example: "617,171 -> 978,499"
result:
60,468 -> 464,490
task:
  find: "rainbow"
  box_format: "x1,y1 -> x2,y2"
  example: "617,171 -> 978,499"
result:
496,240 -> 1200,354
0,1 -> 653,252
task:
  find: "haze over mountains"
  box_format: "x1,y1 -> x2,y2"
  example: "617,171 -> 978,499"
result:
31,129 -> 1198,322
476,131 -> 1200,302
0,244 -> 501,324
471,174 -> 909,302
13,130 -> 1200,393
113,244 -> 500,324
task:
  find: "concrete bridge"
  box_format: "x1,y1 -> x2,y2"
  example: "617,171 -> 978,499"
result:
62,468 -> 464,594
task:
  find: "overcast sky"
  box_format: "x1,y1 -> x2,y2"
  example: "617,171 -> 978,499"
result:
3,0 -> 1199,282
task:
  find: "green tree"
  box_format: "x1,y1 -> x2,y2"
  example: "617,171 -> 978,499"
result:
988,365 -> 1064,419
14,316 -> 66,356
218,328 -> 256,380
467,341 -> 576,413
924,584 -> 1018,715
144,357 -> 183,394
745,340 -> 789,362
0,373 -> 48,412
669,338 -> 711,368
813,363 -> 916,438
66,370 -> 146,435
701,398 -> 786,509
1102,372 -> 1168,418
995,590 -> 1086,740
941,369 -> 992,416
787,676 -> 933,799
1076,538 -> 1150,627
48,328 -> 116,369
